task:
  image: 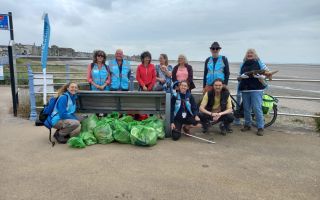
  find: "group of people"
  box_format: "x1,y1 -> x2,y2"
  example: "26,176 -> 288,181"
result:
49,41 -> 270,143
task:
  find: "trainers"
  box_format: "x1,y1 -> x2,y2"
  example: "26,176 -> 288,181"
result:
241,125 -> 251,132
257,128 -> 264,136
201,122 -> 209,133
202,127 -> 208,134
53,130 -> 68,144
225,124 -> 233,133
220,128 -> 227,136
219,123 -> 227,136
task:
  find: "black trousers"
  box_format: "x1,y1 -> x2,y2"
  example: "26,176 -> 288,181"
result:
173,116 -> 199,132
198,112 -> 234,127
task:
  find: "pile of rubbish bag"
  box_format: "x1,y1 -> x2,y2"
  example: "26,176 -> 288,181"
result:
67,112 -> 165,148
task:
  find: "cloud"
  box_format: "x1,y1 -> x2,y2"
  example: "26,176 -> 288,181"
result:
0,0 -> 319,63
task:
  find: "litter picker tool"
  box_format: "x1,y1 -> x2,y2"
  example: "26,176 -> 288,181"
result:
172,129 -> 215,144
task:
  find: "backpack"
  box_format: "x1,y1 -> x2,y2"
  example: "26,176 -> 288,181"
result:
39,96 -> 60,127
262,94 -> 276,114
38,95 -> 66,147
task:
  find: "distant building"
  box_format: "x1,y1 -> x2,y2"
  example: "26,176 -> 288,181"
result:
74,51 -> 92,58
0,43 -> 137,59
49,45 -> 74,57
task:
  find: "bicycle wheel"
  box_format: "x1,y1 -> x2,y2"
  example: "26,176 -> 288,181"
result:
264,104 -> 277,128
251,105 -> 278,128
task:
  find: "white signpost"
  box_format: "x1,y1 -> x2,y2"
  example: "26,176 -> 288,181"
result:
34,74 -> 54,93
0,65 -> 3,80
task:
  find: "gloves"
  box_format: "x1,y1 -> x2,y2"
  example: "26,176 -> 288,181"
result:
240,74 -> 249,79
253,74 -> 266,79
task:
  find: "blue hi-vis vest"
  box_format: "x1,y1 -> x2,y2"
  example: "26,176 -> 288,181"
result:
108,59 -> 131,90
173,92 -> 193,117
91,63 -> 109,91
50,92 -> 76,126
206,55 -> 225,85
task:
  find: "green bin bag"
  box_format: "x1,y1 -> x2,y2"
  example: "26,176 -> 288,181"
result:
120,115 -> 134,123
68,137 -> 86,148
101,117 -> 116,129
141,116 -> 165,139
107,112 -> 120,119
93,123 -> 114,144
80,131 -> 97,146
113,120 -> 131,144
128,121 -> 141,131
81,114 -> 99,132
141,116 -> 158,124
148,119 -> 165,139
130,125 -> 157,146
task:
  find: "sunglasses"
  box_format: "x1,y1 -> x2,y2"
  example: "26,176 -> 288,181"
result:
97,54 -> 105,58
211,48 -> 220,51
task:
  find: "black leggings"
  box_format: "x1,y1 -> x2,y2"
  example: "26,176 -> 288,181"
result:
173,116 -> 199,132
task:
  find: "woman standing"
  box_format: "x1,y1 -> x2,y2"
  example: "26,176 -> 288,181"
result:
154,54 -> 172,91
48,82 -> 81,143
172,54 -> 195,90
238,49 -> 269,136
87,50 -> 110,91
136,51 -> 157,91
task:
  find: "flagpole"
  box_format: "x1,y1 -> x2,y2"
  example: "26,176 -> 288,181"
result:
43,67 -> 47,104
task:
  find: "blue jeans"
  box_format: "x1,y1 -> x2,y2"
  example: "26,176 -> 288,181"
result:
241,91 -> 264,129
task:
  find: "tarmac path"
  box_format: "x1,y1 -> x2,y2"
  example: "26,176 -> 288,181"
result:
0,86 -> 319,200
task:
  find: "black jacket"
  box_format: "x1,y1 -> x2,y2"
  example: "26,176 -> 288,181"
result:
205,88 -> 230,112
239,60 -> 266,91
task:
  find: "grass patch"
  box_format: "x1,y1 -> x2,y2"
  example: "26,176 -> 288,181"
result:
16,58 -> 32,65
291,118 -> 304,124
314,113 -> 320,132
1,58 -> 86,86
17,89 -> 31,119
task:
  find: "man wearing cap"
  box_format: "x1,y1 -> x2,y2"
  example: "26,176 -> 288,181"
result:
203,42 -> 230,93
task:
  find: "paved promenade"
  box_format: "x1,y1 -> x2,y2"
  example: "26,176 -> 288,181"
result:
0,86 -> 319,200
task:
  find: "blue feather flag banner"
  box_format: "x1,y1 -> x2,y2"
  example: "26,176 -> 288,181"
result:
41,14 -> 50,69
41,13 -> 50,104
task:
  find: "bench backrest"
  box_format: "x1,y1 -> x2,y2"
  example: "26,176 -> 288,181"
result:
77,91 -> 168,113
77,91 -> 172,137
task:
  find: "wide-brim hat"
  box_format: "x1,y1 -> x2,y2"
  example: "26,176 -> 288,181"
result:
210,42 -> 221,49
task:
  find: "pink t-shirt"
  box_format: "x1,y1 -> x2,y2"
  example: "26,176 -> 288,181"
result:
176,67 -> 188,81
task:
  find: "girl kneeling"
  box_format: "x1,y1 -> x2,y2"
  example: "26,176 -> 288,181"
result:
50,82 -> 81,143
171,81 -> 201,137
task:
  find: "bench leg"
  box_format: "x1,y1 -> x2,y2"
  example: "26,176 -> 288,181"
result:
165,92 -> 171,138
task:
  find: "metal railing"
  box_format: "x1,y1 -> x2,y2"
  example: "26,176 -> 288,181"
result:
12,63 -> 320,119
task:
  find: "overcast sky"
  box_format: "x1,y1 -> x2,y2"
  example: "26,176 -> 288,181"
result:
1,0 -> 319,63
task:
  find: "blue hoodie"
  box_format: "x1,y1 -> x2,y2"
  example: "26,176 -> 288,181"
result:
51,91 -> 78,126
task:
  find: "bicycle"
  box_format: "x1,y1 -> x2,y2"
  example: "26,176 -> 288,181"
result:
230,93 -> 278,128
